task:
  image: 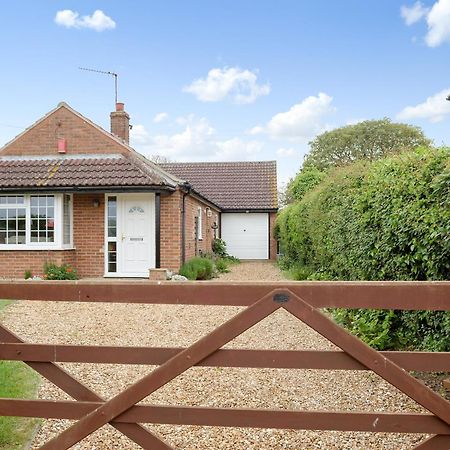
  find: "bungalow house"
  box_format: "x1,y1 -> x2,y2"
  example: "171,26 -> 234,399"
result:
0,102 -> 278,278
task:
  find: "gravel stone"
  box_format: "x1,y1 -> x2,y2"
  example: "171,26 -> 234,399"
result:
1,262 -> 430,449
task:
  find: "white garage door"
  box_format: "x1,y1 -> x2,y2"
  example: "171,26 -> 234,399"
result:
221,213 -> 269,259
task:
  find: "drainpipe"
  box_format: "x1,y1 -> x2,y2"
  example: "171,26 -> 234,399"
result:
180,182 -> 192,265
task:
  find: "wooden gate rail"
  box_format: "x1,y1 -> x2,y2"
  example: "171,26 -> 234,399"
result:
0,282 -> 449,450
0,344 -> 449,371
0,280 -> 448,309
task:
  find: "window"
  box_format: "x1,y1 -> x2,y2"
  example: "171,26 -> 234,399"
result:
0,194 -> 72,249
63,195 -> 72,245
30,195 -> 55,243
106,196 -> 117,272
0,196 -> 26,245
197,207 -> 202,240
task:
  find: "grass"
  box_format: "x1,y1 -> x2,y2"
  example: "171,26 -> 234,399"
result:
0,300 -> 40,450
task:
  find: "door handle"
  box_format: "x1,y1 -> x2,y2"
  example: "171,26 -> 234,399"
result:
121,233 -> 126,242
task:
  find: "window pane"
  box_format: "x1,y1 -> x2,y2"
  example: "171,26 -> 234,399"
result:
29,196 -> 55,243
107,197 -> 117,238
108,241 -> 117,272
0,232 -> 6,244
0,210 -> 6,219
0,220 -> 6,231
0,196 -> 24,205
7,209 -> 17,219
17,231 -> 26,244
63,195 -> 71,245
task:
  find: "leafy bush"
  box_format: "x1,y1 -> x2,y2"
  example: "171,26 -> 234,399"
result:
24,270 -> 32,280
211,238 -> 240,264
43,262 -> 78,280
179,257 -> 215,280
212,238 -> 228,258
276,147 -> 450,350
285,166 -> 326,204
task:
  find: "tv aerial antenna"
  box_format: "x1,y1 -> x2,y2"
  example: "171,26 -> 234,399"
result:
79,67 -> 119,105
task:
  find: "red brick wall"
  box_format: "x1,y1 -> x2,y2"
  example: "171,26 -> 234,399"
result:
0,105 -> 127,157
0,250 -> 75,279
184,195 -> 219,261
160,191 -> 182,271
159,191 -> 220,271
72,193 -> 105,278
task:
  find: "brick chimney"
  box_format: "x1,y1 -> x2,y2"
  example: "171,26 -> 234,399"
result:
110,102 -> 130,144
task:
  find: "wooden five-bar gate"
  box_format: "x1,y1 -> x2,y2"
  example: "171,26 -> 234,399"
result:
0,281 -> 449,449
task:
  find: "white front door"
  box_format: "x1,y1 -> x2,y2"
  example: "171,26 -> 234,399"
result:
106,193 -> 155,277
122,195 -> 154,274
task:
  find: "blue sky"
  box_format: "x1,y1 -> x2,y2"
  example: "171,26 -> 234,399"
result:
1,1 -> 450,185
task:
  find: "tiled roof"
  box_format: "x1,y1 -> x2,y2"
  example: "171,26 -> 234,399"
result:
0,155 -> 172,190
160,161 -> 278,210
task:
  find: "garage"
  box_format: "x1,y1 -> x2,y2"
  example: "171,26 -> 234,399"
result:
221,213 -> 268,259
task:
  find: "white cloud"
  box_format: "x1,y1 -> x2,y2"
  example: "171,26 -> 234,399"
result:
153,112 -> 168,123
216,138 -> 263,160
277,147 -> 298,158
246,125 -> 264,135
425,0 -> 450,46
130,115 -> 263,161
55,9 -> 116,31
254,92 -> 335,140
183,67 -> 270,104
130,124 -> 150,144
401,1 -> 429,25
401,1 -> 450,47
397,87 -> 450,122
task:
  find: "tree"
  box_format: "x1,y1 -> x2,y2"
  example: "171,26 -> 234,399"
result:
149,154 -> 174,164
285,166 -> 326,204
303,119 -> 432,170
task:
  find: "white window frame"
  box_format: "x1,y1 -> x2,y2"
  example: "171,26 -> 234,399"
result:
0,194 -> 73,250
62,194 -> 74,248
197,206 -> 203,240
104,193 -> 119,275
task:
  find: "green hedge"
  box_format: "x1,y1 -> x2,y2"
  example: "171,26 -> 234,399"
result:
277,147 -> 450,350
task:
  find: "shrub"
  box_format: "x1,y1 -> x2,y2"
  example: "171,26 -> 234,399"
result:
212,238 -> 228,258
43,262 -> 78,280
285,166 -> 326,203
24,270 -> 33,280
179,257 -> 214,280
215,258 -> 230,274
276,147 -> 450,351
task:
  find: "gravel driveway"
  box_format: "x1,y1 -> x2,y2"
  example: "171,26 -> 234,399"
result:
1,262 -> 428,449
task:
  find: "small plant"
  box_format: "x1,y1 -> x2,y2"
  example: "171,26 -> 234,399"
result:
212,238 -> 228,258
24,270 -> 33,280
215,258 -> 230,274
43,262 -> 77,280
212,238 -> 240,264
179,257 -> 214,280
